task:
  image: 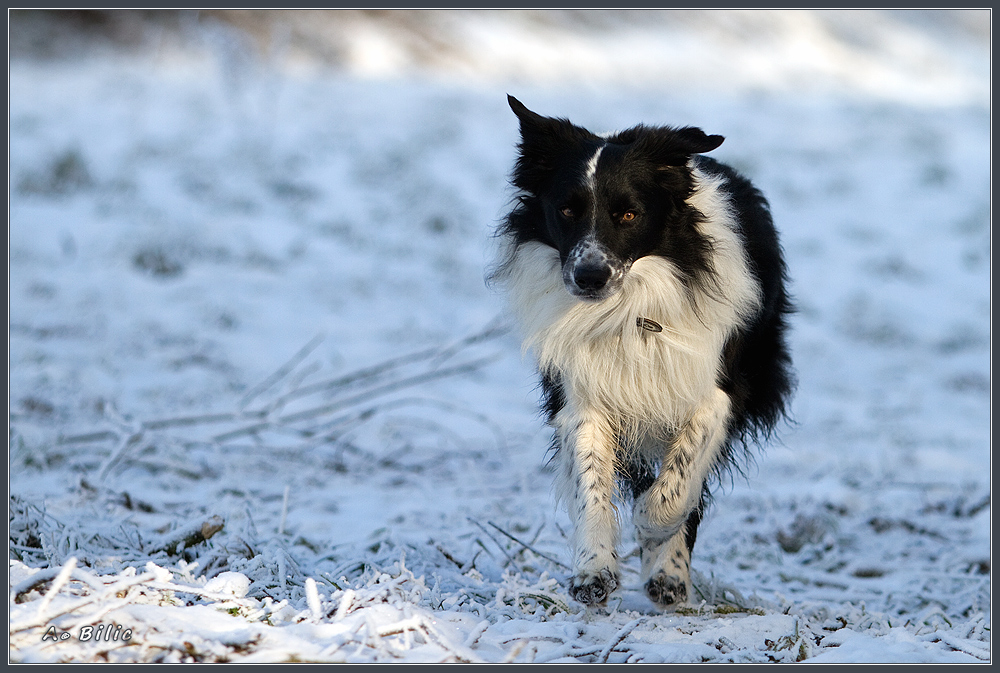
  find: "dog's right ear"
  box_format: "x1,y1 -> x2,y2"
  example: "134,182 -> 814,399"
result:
508,95 -> 569,150
508,95 -> 542,128
508,95 -> 580,194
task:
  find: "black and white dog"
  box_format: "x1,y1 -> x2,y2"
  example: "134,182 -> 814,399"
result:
492,96 -> 794,610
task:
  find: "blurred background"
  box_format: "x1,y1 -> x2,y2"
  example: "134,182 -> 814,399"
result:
9,9 -> 990,104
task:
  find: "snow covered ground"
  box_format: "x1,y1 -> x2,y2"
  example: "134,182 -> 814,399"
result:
9,10 -> 991,663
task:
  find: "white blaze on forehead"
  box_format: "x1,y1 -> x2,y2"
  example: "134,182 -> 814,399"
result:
584,144 -> 605,191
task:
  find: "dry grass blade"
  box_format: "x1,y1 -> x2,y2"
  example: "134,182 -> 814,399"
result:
212,422 -> 273,443
34,557 -> 77,618
277,355 -> 500,425
148,515 -> 224,555
213,356 -> 499,443
435,544 -> 465,569
486,521 -> 569,570
467,518 -> 518,569
97,431 -> 146,481
269,344 -> 445,410
142,413 -> 249,430
239,332 -> 326,410
598,618 -> 644,663
264,319 -> 508,414
56,430 -> 119,445
428,317 -> 510,367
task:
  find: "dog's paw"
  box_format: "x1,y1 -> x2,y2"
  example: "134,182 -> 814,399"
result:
569,568 -> 620,606
645,571 -> 688,609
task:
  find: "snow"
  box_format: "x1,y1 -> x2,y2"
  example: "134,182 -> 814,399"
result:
8,9 -> 991,663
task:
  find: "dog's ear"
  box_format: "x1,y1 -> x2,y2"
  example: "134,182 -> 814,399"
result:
508,95 -> 584,193
628,125 -> 725,168
674,127 -> 725,156
508,95 -> 567,144
508,95 -> 548,131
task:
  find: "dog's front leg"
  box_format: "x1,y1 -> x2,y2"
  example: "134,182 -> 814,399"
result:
554,402 -> 620,606
633,386 -> 731,608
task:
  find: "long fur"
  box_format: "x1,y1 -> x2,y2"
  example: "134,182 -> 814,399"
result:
501,165 -> 761,435
492,96 -> 794,610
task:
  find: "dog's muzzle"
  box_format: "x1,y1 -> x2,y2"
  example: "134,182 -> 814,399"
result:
562,239 -> 626,301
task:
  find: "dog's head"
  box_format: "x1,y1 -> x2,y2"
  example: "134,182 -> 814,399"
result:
507,95 -> 724,302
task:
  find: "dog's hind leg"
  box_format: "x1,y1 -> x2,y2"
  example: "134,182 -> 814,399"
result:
554,401 -> 621,607
632,386 -> 730,609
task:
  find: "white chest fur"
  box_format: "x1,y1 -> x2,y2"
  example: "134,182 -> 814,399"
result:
501,168 -> 761,433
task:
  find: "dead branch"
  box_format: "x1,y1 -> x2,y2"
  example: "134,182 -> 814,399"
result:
467,518 -> 518,569
239,332 -> 326,410
598,618 -> 645,663
277,355 -> 500,425
97,431 -> 146,481
435,544 -> 465,569
142,412 -> 251,430
264,320 -> 508,413
148,515 -> 225,556
486,521 -> 569,570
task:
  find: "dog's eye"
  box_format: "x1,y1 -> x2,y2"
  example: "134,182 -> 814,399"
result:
559,206 -> 575,219
620,211 -> 637,223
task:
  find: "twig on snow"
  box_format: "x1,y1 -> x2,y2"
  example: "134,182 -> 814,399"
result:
12,563 -> 107,604
435,544 -> 465,569
467,518 -> 518,569
919,631 -> 990,661
501,639 -> 529,664
141,412 -> 248,431
12,568 -> 162,633
414,617 -> 479,664
486,520 -> 569,570
34,556 -> 77,619
212,422 -> 272,443
56,430 -> 119,445
428,317 -> 510,368
463,620 -> 491,649
269,344 -> 443,411
211,355 -> 499,443
265,320 -> 507,412
97,431 -> 146,481
598,618 -> 645,663
278,355 -> 500,425
148,515 -> 225,556
239,332 -> 326,410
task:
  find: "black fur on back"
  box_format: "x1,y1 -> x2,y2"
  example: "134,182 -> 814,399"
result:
696,156 -> 796,459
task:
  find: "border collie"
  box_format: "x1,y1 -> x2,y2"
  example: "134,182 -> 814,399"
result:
492,96 -> 794,610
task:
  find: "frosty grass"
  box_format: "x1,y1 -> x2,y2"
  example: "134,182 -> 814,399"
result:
9,11 -> 990,663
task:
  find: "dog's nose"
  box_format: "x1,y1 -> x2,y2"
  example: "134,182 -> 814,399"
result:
573,263 -> 612,291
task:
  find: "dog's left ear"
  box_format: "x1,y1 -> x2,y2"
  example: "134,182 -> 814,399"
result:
633,125 -> 725,167
674,127 -> 725,155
